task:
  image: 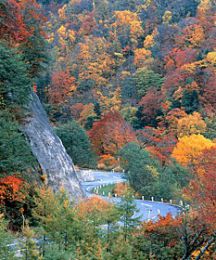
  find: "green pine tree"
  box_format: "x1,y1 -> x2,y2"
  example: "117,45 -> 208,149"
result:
118,189 -> 140,241
0,214 -> 16,260
0,111 -> 36,175
0,43 -> 32,107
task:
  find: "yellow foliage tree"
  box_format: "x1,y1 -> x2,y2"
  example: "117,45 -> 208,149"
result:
57,25 -> 67,38
113,11 -> 143,39
162,10 -> 172,23
177,112 -> 206,138
96,88 -> 122,112
134,48 -> 153,68
78,103 -> 96,126
206,52 -> 216,65
143,34 -> 155,49
172,134 -> 215,167
77,37 -> 114,86
77,42 -> 91,60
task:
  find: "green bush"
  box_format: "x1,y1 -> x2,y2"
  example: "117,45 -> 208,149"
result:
55,121 -> 97,168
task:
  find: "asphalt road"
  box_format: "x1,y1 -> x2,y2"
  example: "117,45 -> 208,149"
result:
81,170 -> 181,222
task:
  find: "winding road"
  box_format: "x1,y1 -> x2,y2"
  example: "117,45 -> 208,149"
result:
80,170 -> 181,222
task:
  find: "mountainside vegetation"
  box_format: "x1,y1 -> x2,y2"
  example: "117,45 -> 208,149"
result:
0,0 -> 215,259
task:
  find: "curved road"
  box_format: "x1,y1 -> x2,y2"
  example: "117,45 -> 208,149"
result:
81,170 -> 181,222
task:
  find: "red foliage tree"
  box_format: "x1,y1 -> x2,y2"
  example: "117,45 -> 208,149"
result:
139,89 -> 163,126
78,12 -> 97,36
162,67 -> 192,96
137,127 -> 177,163
164,48 -> 198,72
201,67 -> 216,116
0,0 -> 30,44
0,175 -> 24,203
186,147 -> 216,231
0,0 -> 45,45
88,111 -> 137,155
70,103 -> 85,120
48,70 -> 76,104
137,214 -> 182,250
20,0 -> 47,41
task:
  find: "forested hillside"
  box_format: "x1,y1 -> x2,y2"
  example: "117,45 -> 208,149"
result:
0,0 -> 215,259
38,0 -> 216,167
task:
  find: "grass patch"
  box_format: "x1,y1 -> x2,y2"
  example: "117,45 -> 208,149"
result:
94,184 -> 116,196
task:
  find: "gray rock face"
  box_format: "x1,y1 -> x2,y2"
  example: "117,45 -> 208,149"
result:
23,93 -> 84,199
76,169 -> 96,182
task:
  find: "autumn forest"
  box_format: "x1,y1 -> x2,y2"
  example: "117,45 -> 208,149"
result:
0,0 -> 216,259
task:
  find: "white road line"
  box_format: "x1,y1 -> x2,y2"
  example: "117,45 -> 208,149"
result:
141,203 -> 153,208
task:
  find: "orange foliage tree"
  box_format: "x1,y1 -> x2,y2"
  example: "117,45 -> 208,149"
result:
78,12 -> 97,36
78,103 -> 96,126
96,88 -> 122,112
134,48 -> 153,68
88,111 -> 137,155
113,183 -> 129,197
0,175 -> 28,230
136,214 -> 182,254
176,23 -> 205,48
70,103 -> 85,120
143,214 -> 182,235
143,33 -> 156,49
97,154 -> 118,170
164,108 -> 187,133
76,196 -> 114,223
70,102 -> 97,126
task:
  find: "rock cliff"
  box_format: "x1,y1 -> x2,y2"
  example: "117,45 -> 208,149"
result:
23,93 -> 84,199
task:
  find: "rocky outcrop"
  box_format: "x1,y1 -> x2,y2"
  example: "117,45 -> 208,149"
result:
76,169 -> 96,182
23,93 -> 84,199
